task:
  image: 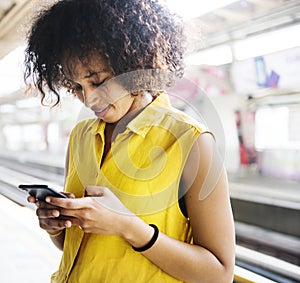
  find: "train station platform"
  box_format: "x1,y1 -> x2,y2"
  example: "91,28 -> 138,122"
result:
228,171 -> 300,239
229,172 -> 300,206
0,194 -> 61,283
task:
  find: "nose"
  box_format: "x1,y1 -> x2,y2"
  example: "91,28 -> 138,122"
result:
82,87 -> 101,108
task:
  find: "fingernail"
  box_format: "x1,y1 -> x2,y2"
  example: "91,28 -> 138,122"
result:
52,210 -> 59,217
65,221 -> 72,228
36,201 -> 40,207
45,197 -> 51,203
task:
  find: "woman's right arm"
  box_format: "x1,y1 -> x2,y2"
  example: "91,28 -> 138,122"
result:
28,145 -> 72,251
27,194 -> 72,250
47,227 -> 66,251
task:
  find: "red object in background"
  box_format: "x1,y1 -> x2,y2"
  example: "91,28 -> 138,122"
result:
240,144 -> 249,165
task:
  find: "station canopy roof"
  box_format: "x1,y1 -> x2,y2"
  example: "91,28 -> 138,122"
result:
0,0 -> 300,104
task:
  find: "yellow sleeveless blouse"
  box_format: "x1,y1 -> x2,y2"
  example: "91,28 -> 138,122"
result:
51,93 -> 207,283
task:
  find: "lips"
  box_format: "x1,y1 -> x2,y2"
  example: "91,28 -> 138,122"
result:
94,105 -> 110,118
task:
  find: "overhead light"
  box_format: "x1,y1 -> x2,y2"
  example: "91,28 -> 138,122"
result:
233,24 -> 300,61
164,0 -> 238,19
185,44 -> 232,66
0,0 -> 14,11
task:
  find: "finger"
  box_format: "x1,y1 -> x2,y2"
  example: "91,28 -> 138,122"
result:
85,186 -> 105,196
36,200 -> 61,209
62,192 -> 76,199
36,208 -> 60,219
28,196 -> 37,203
61,217 -> 80,227
40,218 -> 72,230
58,208 -> 81,218
46,196 -> 87,209
58,214 -> 77,220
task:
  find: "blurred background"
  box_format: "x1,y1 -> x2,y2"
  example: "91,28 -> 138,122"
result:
0,0 -> 299,282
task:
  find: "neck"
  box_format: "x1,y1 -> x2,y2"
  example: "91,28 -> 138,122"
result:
130,91 -> 154,111
108,92 -> 154,141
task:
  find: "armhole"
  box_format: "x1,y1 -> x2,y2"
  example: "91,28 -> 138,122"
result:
178,178 -> 188,218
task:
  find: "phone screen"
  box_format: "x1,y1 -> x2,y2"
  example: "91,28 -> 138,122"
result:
18,184 -> 67,201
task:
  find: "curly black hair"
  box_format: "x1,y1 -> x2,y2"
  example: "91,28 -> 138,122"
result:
24,0 -> 186,105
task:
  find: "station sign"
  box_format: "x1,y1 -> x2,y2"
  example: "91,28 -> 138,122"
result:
231,46 -> 300,94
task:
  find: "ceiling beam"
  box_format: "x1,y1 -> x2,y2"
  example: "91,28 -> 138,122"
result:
0,0 -> 31,59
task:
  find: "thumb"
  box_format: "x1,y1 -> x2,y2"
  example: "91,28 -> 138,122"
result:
85,186 -> 105,197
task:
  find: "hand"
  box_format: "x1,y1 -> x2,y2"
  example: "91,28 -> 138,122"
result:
45,186 -> 134,235
28,192 -> 75,235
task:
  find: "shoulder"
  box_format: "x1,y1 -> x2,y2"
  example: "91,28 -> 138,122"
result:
154,103 -> 210,138
145,92 -> 211,137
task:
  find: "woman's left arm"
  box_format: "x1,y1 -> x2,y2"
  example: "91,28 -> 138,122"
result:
123,133 -> 236,283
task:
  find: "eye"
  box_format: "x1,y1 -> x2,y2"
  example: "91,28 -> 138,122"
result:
67,84 -> 84,102
92,78 -> 108,88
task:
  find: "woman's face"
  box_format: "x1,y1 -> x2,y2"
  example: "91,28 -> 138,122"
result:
63,56 -> 137,124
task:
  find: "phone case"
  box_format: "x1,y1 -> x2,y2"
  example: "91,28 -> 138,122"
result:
18,184 -> 67,201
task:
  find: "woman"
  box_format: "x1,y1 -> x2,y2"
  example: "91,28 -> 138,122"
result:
25,0 -> 235,282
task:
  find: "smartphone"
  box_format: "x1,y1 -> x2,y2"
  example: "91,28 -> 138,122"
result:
18,184 -> 67,201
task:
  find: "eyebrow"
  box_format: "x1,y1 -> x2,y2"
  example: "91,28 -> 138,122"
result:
82,71 -> 101,79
